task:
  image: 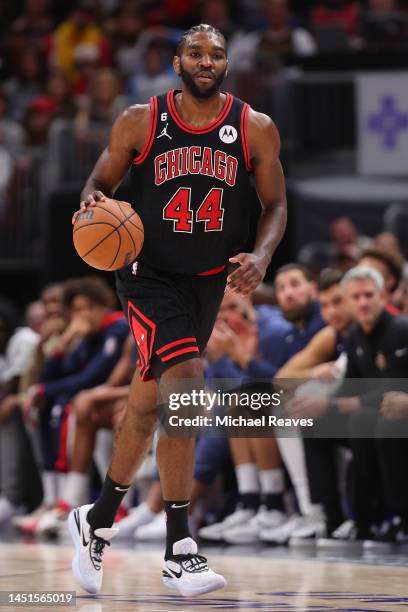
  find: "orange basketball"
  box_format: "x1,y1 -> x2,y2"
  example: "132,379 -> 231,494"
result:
73,198 -> 144,271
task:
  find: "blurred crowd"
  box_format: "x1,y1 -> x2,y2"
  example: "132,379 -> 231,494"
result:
1,0 -> 408,170
1,217 -> 408,550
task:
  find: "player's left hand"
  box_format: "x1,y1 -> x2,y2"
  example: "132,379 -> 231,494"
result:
227,253 -> 267,295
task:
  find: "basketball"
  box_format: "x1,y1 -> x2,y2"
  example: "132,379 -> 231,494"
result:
73,198 -> 144,271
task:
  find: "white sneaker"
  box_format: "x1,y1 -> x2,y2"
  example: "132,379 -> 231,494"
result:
0,497 -> 23,524
36,504 -> 71,538
260,513 -> 303,544
317,520 -> 364,549
224,508 -> 287,544
197,507 -> 255,542
68,504 -> 118,594
134,511 -> 166,541
12,504 -> 51,534
115,502 -> 156,539
289,517 -> 327,548
162,537 -> 226,597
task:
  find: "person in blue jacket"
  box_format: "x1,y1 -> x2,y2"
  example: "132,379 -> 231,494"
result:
23,276 -> 129,533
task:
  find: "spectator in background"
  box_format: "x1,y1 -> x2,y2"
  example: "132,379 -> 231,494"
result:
110,8 -> 143,76
358,247 -> 403,315
310,0 -> 361,50
228,0 -> 316,104
229,0 -> 316,80
329,217 -> 372,272
200,0 -> 237,41
198,294 -> 288,545
19,284 -> 66,399
200,266 -> 326,545
0,300 -> 44,524
256,0 -> 316,74
12,284 -> 69,534
47,0 -> 111,81
22,95 -> 56,154
34,335 -> 134,538
374,233 -> 408,309
336,267 -> 408,545
75,68 -> 126,134
72,43 -> 102,99
45,69 -> 77,119
279,270 -> 353,545
374,231 -> 405,260
359,0 -> 408,53
11,0 -> 54,46
289,267 -> 408,546
375,231 -> 408,272
128,40 -> 178,104
0,301 -> 42,394
22,277 -> 129,538
3,46 -> 45,121
0,90 -> 24,211
162,0 -> 196,29
0,89 -> 24,158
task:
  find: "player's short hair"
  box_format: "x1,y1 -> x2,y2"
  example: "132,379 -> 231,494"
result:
341,266 -> 384,291
63,276 -> 115,309
358,248 -> 403,292
176,24 -> 227,57
274,263 -> 312,283
318,269 -> 343,292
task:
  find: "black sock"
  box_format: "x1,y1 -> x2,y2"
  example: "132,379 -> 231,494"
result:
87,475 -> 131,530
239,492 -> 260,510
164,500 -> 191,559
263,493 -> 285,512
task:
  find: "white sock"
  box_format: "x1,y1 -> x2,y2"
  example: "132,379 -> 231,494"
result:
42,472 -> 58,507
235,463 -> 259,494
56,472 -> 67,500
259,468 -> 284,494
276,435 -> 313,516
62,472 -> 90,508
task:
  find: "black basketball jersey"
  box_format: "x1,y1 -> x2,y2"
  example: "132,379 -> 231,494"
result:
129,90 -> 257,275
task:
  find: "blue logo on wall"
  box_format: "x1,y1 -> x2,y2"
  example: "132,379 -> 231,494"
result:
367,96 -> 408,149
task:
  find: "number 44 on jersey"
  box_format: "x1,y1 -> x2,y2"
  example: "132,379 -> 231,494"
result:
163,187 -> 224,233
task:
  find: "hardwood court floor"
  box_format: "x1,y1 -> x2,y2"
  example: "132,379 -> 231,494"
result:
0,539 -> 407,612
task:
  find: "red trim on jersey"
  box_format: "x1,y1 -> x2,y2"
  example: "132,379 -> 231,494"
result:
156,337 -> 197,355
240,103 -> 252,171
197,265 -> 226,276
133,96 -> 158,165
167,90 -> 233,134
161,346 -> 200,362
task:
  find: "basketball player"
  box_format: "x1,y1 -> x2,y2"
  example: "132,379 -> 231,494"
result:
69,24 -> 287,597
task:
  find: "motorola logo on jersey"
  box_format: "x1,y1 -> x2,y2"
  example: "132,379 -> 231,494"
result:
154,146 -> 238,187
219,125 -> 238,143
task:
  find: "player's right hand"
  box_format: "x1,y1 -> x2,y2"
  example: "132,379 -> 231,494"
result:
72,190 -> 107,224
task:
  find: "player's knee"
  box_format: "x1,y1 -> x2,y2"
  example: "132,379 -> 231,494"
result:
164,357 -> 204,380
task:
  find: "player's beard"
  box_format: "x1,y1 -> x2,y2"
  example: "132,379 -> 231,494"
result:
179,64 -> 227,99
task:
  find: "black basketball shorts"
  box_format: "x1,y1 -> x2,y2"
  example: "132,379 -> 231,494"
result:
116,261 -> 228,381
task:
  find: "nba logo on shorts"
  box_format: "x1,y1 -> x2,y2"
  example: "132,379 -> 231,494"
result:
132,261 -> 139,275
219,125 -> 237,143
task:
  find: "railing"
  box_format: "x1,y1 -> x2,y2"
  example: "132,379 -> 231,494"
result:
0,152 -> 43,268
